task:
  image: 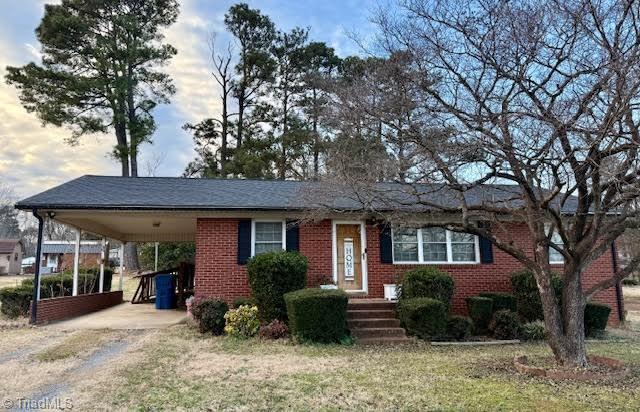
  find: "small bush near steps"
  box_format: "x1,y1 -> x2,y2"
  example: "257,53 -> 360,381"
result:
397,297 -> 447,340
446,316 -> 473,341
489,310 -> 522,340
224,305 -> 261,338
466,296 -> 493,334
191,298 -> 229,335
520,321 -> 547,341
398,267 -> 455,308
259,319 -> 289,340
284,288 -> 348,343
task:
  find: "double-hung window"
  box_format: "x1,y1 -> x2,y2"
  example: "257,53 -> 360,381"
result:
392,227 -> 479,264
252,221 -> 286,255
548,230 -> 564,264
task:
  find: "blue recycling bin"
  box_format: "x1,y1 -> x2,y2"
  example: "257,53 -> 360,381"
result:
155,274 -> 177,309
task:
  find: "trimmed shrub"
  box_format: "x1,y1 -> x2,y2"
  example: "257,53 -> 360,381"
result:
622,278 -> 639,286
247,251 -> 308,322
0,287 -> 32,318
284,288 -> 348,343
398,267 -> 455,309
446,315 -> 473,341
489,310 -> 522,340
259,319 -> 289,340
466,296 -> 493,334
479,292 -> 517,313
397,297 -> 447,340
233,296 -> 255,308
584,303 -> 611,337
510,269 -> 562,322
520,321 -> 547,341
21,278 -> 34,288
224,305 -> 261,338
191,298 -> 229,335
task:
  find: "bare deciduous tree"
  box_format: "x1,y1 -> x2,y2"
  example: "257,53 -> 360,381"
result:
322,0 -> 640,367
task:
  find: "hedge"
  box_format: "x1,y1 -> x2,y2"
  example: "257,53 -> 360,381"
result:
192,298 -> 229,335
0,287 -> 32,318
466,296 -> 493,334
397,297 -> 447,340
284,288 -> 348,343
489,310 -> 522,340
510,269 -> 562,322
398,267 -> 455,309
479,292 -> 517,313
247,251 -> 308,322
447,315 -> 473,341
584,303 -> 611,337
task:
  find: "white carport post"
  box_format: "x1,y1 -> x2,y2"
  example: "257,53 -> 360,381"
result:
72,228 -> 81,296
99,237 -> 106,293
119,242 -> 125,291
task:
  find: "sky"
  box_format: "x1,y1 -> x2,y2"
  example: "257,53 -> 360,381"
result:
0,0 -> 377,198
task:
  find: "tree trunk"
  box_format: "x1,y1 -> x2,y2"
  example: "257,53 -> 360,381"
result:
124,242 -> 140,273
312,88 -> 319,179
237,90 -> 245,149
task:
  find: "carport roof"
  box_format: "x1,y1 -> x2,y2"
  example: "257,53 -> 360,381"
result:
15,175 -> 579,214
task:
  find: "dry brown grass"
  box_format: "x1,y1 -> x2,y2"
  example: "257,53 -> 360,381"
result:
33,329 -> 117,362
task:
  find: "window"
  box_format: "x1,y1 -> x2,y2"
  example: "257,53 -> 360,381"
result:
393,228 -> 419,262
549,230 -> 564,264
14,253 -> 18,261
392,227 -> 479,264
253,221 -> 285,255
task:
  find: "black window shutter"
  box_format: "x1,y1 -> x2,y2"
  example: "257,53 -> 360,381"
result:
478,222 -> 494,264
286,220 -> 300,251
379,224 -> 393,264
237,219 -> 252,265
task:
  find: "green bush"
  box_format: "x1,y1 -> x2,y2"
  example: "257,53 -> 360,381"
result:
584,303 -> 611,337
510,269 -> 562,322
224,305 -> 261,338
247,251 -> 308,322
21,278 -> 34,288
398,267 -> 455,308
489,310 -> 522,340
192,298 -> 229,335
0,286 -> 32,318
446,315 -> 473,341
479,292 -> 517,313
284,288 -> 348,343
397,297 -> 447,340
466,296 -> 493,334
233,296 -> 255,308
520,321 -> 547,341
40,269 -> 113,298
622,278 -> 639,286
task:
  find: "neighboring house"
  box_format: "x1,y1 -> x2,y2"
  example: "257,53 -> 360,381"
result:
40,240 -> 102,274
0,239 -> 24,275
15,176 -> 623,325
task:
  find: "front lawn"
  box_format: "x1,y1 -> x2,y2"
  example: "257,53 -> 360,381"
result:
62,326 -> 640,411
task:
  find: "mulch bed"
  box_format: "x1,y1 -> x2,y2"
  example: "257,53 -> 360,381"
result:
513,354 -> 630,382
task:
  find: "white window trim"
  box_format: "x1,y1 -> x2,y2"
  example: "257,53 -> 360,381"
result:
545,224 -> 565,265
391,228 -> 480,265
251,219 -> 286,257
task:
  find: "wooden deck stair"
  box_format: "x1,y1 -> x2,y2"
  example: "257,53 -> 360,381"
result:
347,299 -> 411,344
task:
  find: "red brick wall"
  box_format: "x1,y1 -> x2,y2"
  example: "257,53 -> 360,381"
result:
194,218 -> 620,325
33,291 -> 123,324
59,253 -> 101,272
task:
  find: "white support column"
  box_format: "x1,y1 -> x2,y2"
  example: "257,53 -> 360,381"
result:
119,242 -> 125,291
154,242 -> 159,272
72,228 -> 81,296
99,237 -> 106,293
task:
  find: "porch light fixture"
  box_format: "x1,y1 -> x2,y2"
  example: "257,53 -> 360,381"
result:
152,221 -> 161,228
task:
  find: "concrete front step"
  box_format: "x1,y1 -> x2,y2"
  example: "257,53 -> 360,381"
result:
356,336 -> 413,345
347,318 -> 401,329
347,309 -> 396,319
351,327 -> 407,339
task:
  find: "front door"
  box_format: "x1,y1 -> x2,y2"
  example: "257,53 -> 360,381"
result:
335,223 -> 366,291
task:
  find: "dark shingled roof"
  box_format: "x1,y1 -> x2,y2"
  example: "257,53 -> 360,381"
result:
0,240 -> 21,254
14,175 -> 578,214
41,243 -> 102,255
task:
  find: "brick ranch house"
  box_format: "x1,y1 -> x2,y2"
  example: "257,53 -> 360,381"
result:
16,175 -> 624,325
40,240 -> 102,274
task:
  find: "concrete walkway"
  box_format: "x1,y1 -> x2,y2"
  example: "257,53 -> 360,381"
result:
48,302 -> 187,330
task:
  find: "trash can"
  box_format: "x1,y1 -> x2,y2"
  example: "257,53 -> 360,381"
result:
155,274 -> 176,309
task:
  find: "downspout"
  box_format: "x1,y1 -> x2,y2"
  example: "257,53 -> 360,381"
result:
611,242 -> 625,323
30,209 -> 44,324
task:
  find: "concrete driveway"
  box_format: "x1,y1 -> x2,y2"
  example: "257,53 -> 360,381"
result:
47,302 -> 187,330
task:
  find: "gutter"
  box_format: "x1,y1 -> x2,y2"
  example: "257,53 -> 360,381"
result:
30,209 -> 44,324
611,242 -> 625,323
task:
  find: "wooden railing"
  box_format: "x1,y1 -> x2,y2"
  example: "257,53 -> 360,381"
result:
131,262 -> 194,306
